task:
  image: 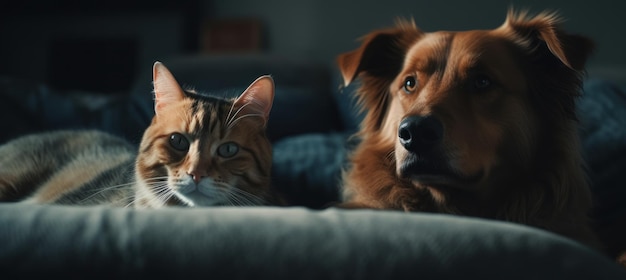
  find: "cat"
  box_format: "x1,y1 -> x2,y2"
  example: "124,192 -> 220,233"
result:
0,61 -> 279,208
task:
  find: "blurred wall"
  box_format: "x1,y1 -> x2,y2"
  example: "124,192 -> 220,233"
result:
1,0 -> 623,90
0,1 -> 201,93
211,0 -> 626,79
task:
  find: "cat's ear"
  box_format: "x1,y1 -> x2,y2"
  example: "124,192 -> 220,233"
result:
153,61 -> 185,116
233,75 -> 275,123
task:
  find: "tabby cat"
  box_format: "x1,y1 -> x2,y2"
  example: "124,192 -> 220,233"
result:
0,62 -> 279,208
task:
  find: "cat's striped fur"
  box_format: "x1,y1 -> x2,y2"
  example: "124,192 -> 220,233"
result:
0,130 -> 135,205
0,62 -> 279,208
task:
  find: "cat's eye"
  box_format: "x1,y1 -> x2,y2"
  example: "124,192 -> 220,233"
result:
169,133 -> 190,151
217,142 -> 239,158
403,75 -> 418,94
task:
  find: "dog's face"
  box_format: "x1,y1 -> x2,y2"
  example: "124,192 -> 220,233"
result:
338,12 -> 593,198
387,30 -> 533,192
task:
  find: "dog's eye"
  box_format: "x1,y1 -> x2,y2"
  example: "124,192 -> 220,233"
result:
169,133 -> 190,151
473,75 -> 492,90
403,76 -> 418,94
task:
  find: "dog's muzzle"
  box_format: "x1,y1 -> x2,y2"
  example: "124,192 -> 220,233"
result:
397,115 -> 482,186
397,115 -> 450,184
398,115 -> 444,154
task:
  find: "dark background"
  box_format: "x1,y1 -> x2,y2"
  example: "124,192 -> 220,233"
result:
0,0 -> 624,94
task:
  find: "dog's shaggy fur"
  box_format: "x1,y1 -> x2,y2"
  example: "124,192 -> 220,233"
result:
337,10 -> 603,250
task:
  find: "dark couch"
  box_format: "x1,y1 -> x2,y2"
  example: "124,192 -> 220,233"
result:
1,54 -> 625,278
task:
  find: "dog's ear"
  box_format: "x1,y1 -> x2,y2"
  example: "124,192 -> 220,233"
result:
503,10 -> 594,71
337,19 -> 423,86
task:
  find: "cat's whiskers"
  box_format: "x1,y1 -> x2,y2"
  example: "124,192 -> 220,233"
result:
123,197 -> 136,208
124,177 -> 172,208
242,97 -> 264,109
227,113 -> 264,129
220,186 -> 244,206
225,99 -> 237,127
76,168 -> 146,205
199,183 -> 230,206
143,182 -> 173,208
223,186 -> 266,206
77,182 -> 135,203
225,103 -> 249,127
101,193 -> 134,208
226,100 -> 266,129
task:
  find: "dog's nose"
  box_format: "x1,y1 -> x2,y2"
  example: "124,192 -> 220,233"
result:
398,115 -> 444,152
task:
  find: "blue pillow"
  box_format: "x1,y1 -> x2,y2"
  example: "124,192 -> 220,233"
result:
272,132 -> 353,208
579,79 -> 626,223
330,67 -> 365,132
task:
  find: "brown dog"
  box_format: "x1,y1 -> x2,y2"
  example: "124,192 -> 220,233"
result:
337,10 -> 603,251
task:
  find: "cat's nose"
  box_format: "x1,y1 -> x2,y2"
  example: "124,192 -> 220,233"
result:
187,169 -> 207,184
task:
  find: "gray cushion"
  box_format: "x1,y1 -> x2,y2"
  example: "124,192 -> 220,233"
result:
1,204 -> 624,279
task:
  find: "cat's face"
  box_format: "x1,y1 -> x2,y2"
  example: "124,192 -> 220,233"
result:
135,62 -> 275,208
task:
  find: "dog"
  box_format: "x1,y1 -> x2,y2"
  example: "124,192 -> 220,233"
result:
336,10 -> 607,253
